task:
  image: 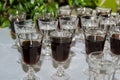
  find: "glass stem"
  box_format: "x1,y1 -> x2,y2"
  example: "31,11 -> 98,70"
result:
56,64 -> 65,77
27,66 -> 35,80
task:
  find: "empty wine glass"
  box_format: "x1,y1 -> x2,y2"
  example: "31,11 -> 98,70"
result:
18,32 -> 43,80
9,10 -> 26,49
50,30 -> 72,80
88,51 -> 115,80
38,18 -> 58,59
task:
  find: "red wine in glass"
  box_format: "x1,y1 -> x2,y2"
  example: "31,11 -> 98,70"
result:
110,34 -> 120,55
85,35 -> 106,55
51,37 -> 71,62
21,41 -> 42,65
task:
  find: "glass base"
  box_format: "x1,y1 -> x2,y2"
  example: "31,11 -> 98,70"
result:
51,73 -> 69,80
22,75 -> 40,80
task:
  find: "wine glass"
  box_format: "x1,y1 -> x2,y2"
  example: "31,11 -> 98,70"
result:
14,19 -> 36,63
9,10 -> 26,49
76,7 -> 93,41
38,18 -> 58,59
82,16 -> 107,54
109,25 -> 120,80
88,51 -> 115,80
99,16 -> 116,50
50,30 -> 72,80
58,5 -> 72,17
18,32 -> 43,80
81,16 -> 107,75
59,15 -> 78,57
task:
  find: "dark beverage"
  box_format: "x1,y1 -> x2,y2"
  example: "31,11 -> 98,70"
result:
85,35 -> 105,55
110,34 -> 120,55
117,8 -> 120,15
51,37 -> 71,62
21,41 -> 42,65
96,12 -> 109,17
41,28 -> 56,36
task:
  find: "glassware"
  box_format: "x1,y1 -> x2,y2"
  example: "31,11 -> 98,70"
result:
76,7 -> 93,41
9,10 -> 26,49
83,18 -> 107,56
50,30 -> 72,80
58,5 -> 72,17
38,18 -> 58,59
88,51 -> 115,80
109,25 -> 120,80
18,32 -> 43,80
59,15 -> 78,57
99,16 -> 116,50
59,15 -> 78,40
14,19 -> 36,63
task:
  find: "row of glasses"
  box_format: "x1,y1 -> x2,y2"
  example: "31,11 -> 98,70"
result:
17,26 -> 73,80
87,24 -> 120,80
82,13 -> 120,80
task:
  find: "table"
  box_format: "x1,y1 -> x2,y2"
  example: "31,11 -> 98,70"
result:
0,28 -> 95,80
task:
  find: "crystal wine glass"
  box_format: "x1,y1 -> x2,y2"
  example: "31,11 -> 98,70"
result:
14,19 -> 36,63
109,25 -> 120,80
59,15 -> 78,57
18,32 -> 43,80
38,18 -> 58,59
9,9 -> 26,49
50,30 -> 72,80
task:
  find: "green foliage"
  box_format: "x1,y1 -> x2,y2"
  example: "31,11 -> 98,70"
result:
68,0 -> 98,9
0,0 -> 58,28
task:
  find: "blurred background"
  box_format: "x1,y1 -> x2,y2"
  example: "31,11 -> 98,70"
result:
0,0 -> 117,28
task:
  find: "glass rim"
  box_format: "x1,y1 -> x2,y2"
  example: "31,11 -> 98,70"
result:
50,30 -> 72,38
18,32 -> 43,40
38,18 -> 58,23
14,19 -> 35,27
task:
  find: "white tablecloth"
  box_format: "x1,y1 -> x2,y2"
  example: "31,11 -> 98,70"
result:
0,28 -> 90,80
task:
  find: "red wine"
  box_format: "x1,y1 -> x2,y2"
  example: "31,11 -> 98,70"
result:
110,34 -> 120,55
21,41 -> 42,65
96,12 -> 109,17
117,8 -> 120,15
85,35 -> 105,55
51,37 -> 71,62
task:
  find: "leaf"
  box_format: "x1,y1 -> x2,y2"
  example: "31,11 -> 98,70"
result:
0,2 -> 3,12
9,0 -> 14,5
1,20 -> 10,28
